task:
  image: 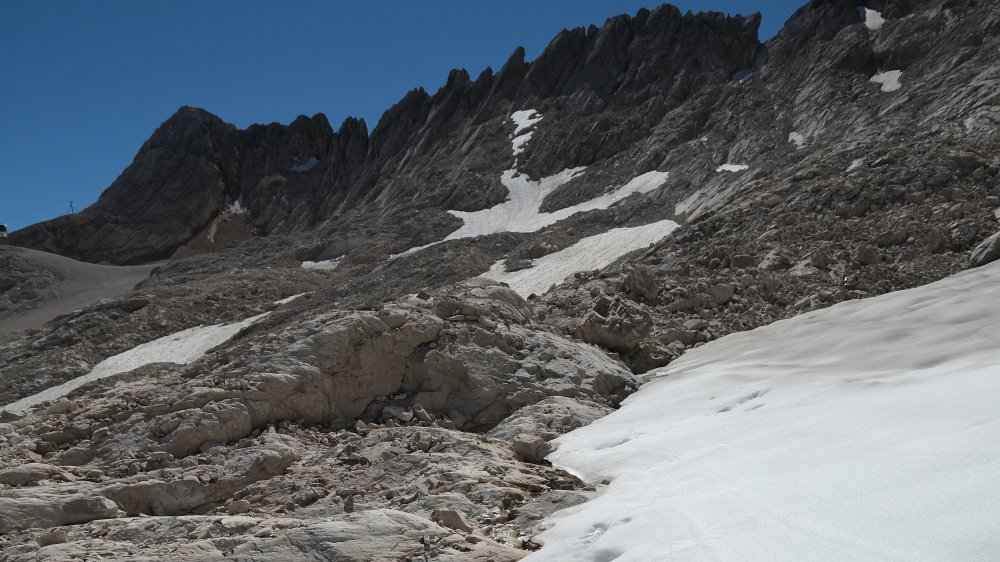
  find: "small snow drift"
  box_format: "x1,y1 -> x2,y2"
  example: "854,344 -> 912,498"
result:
527,263 -> 1000,561
512,131 -> 534,156
481,219 -> 679,297
511,109 -> 544,157
859,7 -> 886,31
2,312 -> 270,414
788,132 -> 806,149
273,292 -> 308,305
224,199 -> 248,215
871,70 -> 903,92
716,163 -> 749,172
511,109 -> 543,135
301,256 -> 344,270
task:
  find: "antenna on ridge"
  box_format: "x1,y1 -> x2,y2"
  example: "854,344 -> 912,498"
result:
69,201 -> 77,214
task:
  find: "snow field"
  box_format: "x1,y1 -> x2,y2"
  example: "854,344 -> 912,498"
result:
527,262 -> 1000,561
481,219 -> 679,297
2,313 -> 271,414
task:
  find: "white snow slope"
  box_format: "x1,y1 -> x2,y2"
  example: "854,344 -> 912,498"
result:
482,219 -> 679,297
527,262 -> 1000,561
2,313 -> 270,413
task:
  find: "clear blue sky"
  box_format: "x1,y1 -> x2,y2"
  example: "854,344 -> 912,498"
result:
0,1 -> 802,232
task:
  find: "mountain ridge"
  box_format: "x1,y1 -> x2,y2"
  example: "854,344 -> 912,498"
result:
11,4 -> 763,264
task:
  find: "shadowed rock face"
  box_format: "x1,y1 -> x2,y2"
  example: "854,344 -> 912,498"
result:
10,109 -> 336,264
11,5 -> 762,264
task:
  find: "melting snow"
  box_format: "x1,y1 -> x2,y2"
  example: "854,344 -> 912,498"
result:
481,219 -> 679,297
527,262 -> 1000,561
2,313 -> 270,414
301,256 -> 344,271
394,170 -> 670,258
225,199 -> 247,215
511,109 -> 543,135
871,70 -> 903,92
512,131 -> 534,156
716,164 -> 749,172
859,7 -> 886,30
273,293 -> 307,305
788,132 -> 806,149
392,111 -> 670,259
291,156 -> 319,173
449,170 -> 668,240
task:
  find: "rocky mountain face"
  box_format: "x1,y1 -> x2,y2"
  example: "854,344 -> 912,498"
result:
11,5 -> 762,264
3,0 -> 1000,559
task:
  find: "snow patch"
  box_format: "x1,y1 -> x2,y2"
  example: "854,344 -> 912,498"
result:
870,70 -> 902,92
2,313 -> 270,414
291,156 -> 319,173
394,170 -> 669,258
301,256 -> 344,271
847,158 -> 866,172
481,219 -> 679,297
859,7 -> 886,30
716,164 -> 749,172
528,262 -> 1000,561
512,131 -> 534,156
788,132 -> 806,149
448,169 -> 667,240
273,293 -> 307,305
391,109 -> 671,258
510,110 -> 543,157
225,199 -> 247,215
511,109 -> 543,135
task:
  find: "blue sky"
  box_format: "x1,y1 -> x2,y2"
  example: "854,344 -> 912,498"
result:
0,1 -> 802,231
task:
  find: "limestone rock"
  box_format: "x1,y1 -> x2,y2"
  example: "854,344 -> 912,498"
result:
969,231 -> 1000,269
